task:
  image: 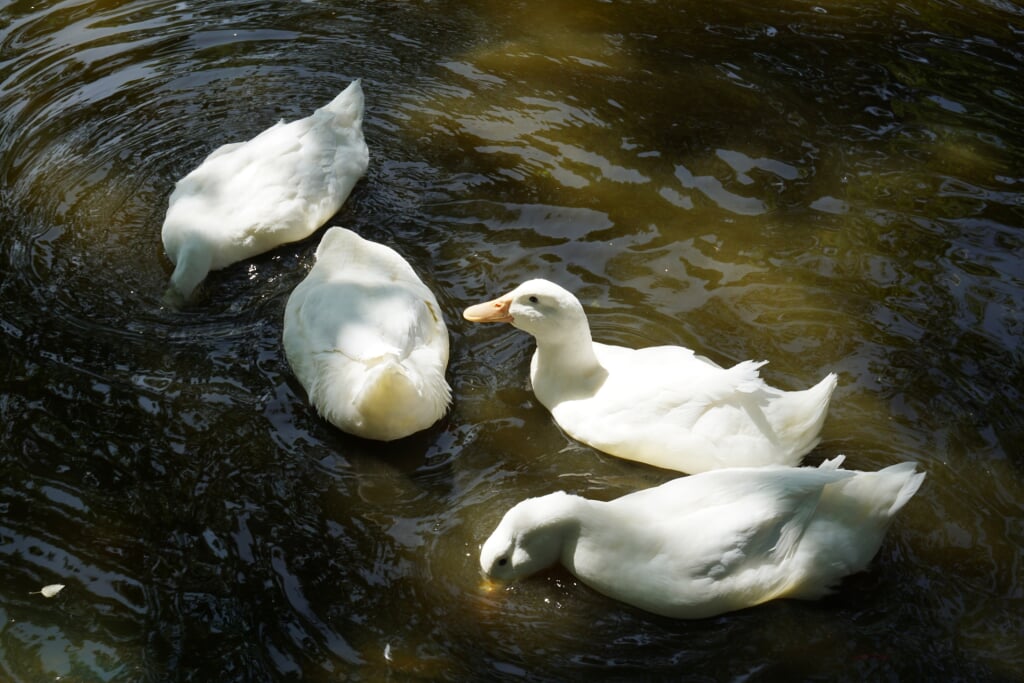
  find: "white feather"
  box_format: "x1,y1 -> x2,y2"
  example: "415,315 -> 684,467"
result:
480,460 -> 925,618
283,227 -> 451,441
161,80 -> 370,303
464,279 -> 837,473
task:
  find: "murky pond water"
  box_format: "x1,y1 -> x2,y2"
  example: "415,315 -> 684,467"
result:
2,0 -> 1023,680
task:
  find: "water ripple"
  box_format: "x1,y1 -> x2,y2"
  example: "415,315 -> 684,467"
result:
1,0 -> 1023,680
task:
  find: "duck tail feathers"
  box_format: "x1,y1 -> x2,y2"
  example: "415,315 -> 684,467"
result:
826,461 -> 925,520
798,372 -> 839,413
321,79 -> 365,126
880,462 -> 926,516
768,372 -> 837,450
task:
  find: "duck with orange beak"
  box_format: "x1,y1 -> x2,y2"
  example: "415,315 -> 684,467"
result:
463,279 -> 837,474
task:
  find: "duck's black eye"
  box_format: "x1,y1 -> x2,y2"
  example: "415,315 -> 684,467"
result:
528,296 -> 539,304
498,557 -> 508,566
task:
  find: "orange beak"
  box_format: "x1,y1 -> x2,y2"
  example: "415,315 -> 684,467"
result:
463,296 -> 513,323
478,577 -> 503,593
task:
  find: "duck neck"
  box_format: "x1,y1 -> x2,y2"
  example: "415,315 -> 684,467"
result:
524,492 -> 587,569
547,495 -> 606,575
167,236 -> 213,304
531,318 -> 603,381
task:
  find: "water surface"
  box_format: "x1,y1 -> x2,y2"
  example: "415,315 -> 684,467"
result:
1,0 -> 1023,680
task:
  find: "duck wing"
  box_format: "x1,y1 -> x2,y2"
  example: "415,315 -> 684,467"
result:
627,466 -> 856,576
594,344 -> 769,417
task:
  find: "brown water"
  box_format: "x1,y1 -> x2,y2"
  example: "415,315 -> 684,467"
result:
2,0 -> 1023,680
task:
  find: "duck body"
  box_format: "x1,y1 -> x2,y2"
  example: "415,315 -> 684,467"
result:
162,80 -> 370,303
283,227 -> 451,441
464,279 -> 837,473
480,456 -> 925,619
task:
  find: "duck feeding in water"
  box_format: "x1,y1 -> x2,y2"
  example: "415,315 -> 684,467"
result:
480,456 -> 925,619
161,80 -> 369,304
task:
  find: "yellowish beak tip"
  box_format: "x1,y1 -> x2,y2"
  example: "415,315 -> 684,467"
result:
479,578 -> 502,593
463,297 -> 513,323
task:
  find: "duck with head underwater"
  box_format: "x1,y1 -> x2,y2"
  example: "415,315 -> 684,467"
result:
161,80 -> 369,305
480,456 -> 925,619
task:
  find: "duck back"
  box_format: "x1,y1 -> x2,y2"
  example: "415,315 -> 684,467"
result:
162,80 -> 369,302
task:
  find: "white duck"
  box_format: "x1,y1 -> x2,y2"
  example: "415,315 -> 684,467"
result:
463,279 -> 837,473
161,80 -> 370,303
480,456 -> 925,619
283,227 -> 451,441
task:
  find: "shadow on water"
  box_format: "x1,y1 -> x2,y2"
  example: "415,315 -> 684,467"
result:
1,0 -> 1023,680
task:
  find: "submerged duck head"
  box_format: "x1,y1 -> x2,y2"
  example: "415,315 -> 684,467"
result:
479,491 -> 577,582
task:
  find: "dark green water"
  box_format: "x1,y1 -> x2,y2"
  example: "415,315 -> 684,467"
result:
1,0 -> 1023,680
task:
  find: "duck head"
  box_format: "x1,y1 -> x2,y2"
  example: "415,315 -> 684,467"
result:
463,279 -> 587,341
479,491 -> 578,582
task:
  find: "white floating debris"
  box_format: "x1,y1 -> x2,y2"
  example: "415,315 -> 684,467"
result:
31,583 -> 66,598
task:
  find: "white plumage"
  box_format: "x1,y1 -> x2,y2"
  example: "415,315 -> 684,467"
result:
161,80 -> 369,303
283,227 -> 451,441
480,456 -> 925,619
464,279 -> 836,473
